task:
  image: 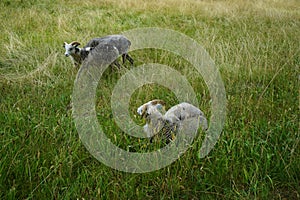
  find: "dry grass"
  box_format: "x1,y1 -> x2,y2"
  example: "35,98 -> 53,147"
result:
104,0 -> 300,17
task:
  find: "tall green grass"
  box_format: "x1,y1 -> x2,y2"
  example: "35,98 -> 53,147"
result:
0,0 -> 299,199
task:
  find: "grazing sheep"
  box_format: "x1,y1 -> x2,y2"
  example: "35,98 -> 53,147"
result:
63,35 -> 134,68
137,100 -> 208,143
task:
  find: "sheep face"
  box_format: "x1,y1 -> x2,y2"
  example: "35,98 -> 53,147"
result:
63,41 -> 81,57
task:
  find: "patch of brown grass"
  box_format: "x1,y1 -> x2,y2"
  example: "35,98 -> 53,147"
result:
102,0 -> 300,18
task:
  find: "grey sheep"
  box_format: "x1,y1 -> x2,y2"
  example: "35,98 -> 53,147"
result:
63,35 -> 134,68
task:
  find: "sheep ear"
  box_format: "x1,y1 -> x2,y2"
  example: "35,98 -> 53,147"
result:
85,47 -> 93,52
63,42 -> 67,48
71,41 -> 81,47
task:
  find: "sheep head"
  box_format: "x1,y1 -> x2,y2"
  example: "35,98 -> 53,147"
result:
137,99 -> 166,118
63,41 -> 81,57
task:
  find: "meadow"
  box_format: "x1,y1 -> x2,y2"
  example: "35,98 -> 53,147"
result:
0,0 -> 299,199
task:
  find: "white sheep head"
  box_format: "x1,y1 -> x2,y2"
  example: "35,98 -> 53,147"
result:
137,99 -> 166,119
63,41 -> 81,57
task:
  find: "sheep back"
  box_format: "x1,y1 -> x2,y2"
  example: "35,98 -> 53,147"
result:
84,35 -> 131,55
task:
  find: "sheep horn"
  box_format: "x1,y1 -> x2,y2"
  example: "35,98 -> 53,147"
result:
70,41 -> 81,47
151,99 -> 165,106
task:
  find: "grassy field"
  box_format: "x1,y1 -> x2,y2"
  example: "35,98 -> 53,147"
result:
0,0 -> 299,199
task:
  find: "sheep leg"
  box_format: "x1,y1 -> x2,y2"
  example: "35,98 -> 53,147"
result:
165,130 -> 173,144
122,54 -> 134,65
122,54 -> 126,64
126,54 -> 134,65
112,60 -> 121,69
149,137 -> 154,143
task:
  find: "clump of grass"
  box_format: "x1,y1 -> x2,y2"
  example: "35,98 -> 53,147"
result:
0,0 -> 299,199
